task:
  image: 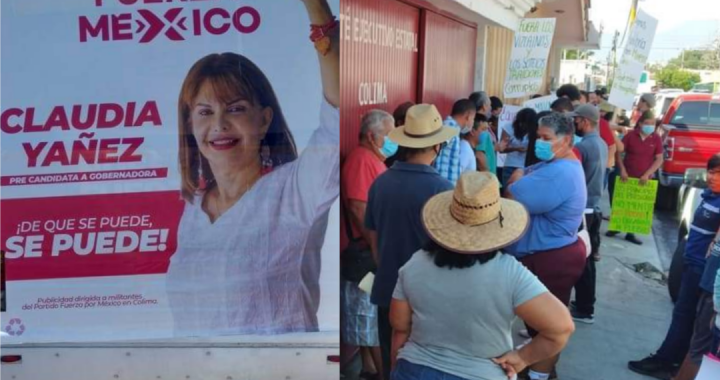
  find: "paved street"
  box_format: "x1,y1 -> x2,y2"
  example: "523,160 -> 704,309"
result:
653,208 -> 681,272
552,196 -> 675,380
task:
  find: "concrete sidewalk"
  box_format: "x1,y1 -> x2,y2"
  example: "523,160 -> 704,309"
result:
549,201 -> 674,380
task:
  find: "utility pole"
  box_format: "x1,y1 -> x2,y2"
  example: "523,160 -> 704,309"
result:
608,30 -> 620,87
681,49 -> 685,69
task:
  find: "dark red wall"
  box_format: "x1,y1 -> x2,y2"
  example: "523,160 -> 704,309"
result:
340,0 -> 420,158
340,0 -> 476,158
419,10 -> 477,118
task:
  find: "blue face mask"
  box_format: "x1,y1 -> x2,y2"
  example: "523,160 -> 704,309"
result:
573,135 -> 583,145
535,139 -> 555,161
380,136 -> 399,158
641,125 -> 655,135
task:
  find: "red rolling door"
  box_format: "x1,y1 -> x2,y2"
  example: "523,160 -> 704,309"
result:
339,0 -> 421,158
419,10 -> 477,118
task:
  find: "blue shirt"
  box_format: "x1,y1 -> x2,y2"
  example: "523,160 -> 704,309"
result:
365,162 -> 454,307
576,131 -> 608,210
684,190 -> 720,268
506,159 -> 587,258
433,116 -> 462,185
700,239 -> 720,293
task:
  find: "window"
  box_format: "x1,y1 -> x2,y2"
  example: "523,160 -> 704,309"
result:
710,103 -> 720,126
660,97 -> 675,117
670,101 -> 713,126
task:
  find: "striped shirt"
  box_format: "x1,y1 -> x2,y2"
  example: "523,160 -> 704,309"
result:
433,117 -> 462,185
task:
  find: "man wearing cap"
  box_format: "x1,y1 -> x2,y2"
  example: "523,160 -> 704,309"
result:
569,105 -> 608,325
631,93 -> 656,128
365,104 -> 456,380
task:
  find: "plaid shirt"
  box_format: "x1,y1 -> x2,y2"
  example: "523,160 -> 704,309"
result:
433,116 -> 462,185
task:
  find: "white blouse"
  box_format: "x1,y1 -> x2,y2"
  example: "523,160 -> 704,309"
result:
166,100 -> 339,337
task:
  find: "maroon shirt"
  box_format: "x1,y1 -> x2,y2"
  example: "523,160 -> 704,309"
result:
622,128 -> 663,178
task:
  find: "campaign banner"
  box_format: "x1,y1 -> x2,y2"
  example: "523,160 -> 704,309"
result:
503,18 -> 556,99
1,0 -> 340,343
609,179 -> 658,235
523,95 -> 558,112
608,8 -> 658,110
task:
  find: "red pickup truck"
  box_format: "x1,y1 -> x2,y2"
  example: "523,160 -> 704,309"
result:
657,93 -> 720,209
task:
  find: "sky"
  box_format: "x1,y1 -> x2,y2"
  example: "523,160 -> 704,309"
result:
590,0 -> 720,63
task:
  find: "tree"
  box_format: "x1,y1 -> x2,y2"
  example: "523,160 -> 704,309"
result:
655,67 -> 702,91
563,49 -> 596,60
646,62 -> 664,74
667,49 -> 720,70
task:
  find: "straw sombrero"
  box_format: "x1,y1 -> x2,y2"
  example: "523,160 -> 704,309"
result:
422,171 -> 529,254
388,104 -> 459,148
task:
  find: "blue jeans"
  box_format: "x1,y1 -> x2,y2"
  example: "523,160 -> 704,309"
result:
655,264 -> 704,364
392,359 -> 470,380
501,167 -> 519,189
713,326 -> 720,356
604,168 -> 611,190
607,167 -> 619,206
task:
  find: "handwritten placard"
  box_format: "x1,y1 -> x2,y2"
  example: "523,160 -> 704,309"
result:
497,105 -> 522,167
523,94 -> 558,112
504,18 -> 556,99
609,178 -> 659,234
608,8 -> 658,110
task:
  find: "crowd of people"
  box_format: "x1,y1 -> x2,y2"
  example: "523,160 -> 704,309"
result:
340,83 -> 720,380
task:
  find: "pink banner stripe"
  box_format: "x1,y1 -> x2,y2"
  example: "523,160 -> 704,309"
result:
1,168 -> 169,186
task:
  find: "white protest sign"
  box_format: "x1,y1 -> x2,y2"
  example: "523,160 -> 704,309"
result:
523,95 -> 558,112
496,105 -> 522,167
504,18 -> 556,99
608,8 -> 658,110
696,354 -> 720,380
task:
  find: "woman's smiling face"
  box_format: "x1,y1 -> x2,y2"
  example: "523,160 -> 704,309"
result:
191,80 -> 273,172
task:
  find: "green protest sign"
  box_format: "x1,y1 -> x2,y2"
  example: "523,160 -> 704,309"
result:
609,178 -> 658,234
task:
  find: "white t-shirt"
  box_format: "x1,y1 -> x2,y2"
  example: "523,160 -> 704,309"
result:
459,139 -> 477,174
166,99 -> 339,337
495,127 -> 506,168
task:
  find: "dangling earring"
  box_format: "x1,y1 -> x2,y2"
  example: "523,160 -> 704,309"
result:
260,139 -> 273,174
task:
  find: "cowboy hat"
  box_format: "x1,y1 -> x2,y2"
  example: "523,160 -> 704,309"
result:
388,104 -> 459,148
422,171 -> 529,254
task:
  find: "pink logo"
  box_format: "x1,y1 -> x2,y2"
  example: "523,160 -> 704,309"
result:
136,8 -> 186,43
5,318 -> 26,336
78,6 -> 261,44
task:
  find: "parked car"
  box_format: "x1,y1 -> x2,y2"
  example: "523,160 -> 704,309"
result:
690,82 -> 720,94
668,168 -> 707,302
657,93 -> 720,211
654,92 -> 681,121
